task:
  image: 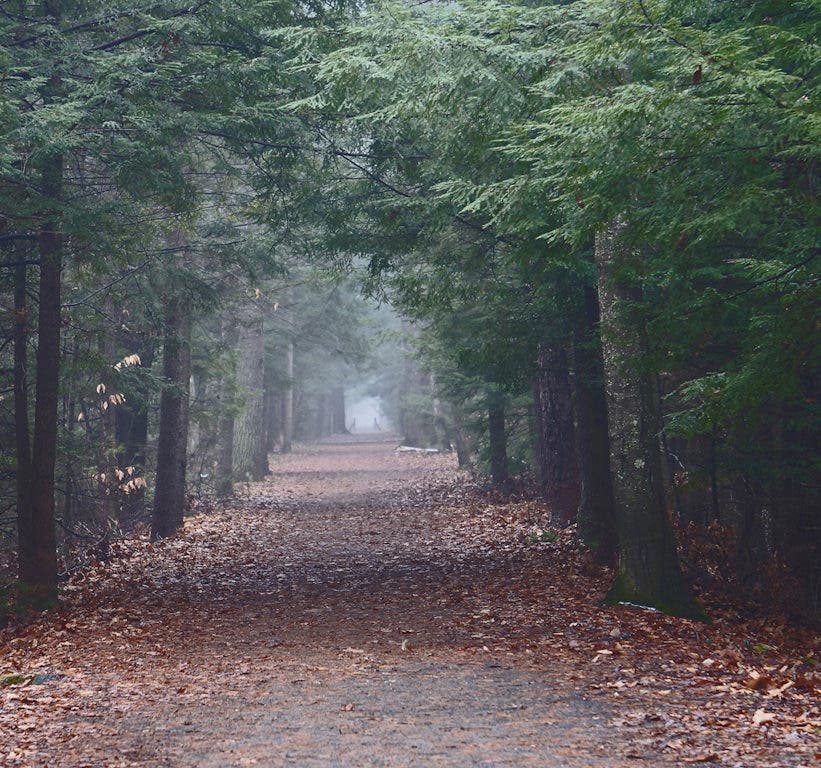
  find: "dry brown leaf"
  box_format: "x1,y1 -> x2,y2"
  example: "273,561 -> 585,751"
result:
682,753 -> 720,764
752,708 -> 776,726
742,673 -> 773,691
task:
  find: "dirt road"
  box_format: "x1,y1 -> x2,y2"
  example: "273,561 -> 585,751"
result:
1,438 -> 814,767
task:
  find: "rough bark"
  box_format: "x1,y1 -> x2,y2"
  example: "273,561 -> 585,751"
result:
487,391 -> 510,491
532,343 -> 580,525
151,295 -> 192,541
595,225 -> 703,619
573,282 -> 617,562
398,361 -> 423,447
233,305 -> 268,480
769,410 -> 820,619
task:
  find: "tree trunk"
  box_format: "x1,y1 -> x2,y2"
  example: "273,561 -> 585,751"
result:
449,403 -> 472,469
430,375 -> 451,452
60,335 -> 78,561
314,392 -> 329,439
487,390 -> 510,491
233,304 -> 268,480
216,406 -> 235,498
263,357 -> 280,454
20,147 -> 63,604
13,257 -> 34,589
115,338 -> 153,527
595,225 -> 702,618
281,342 -> 294,453
532,343 -> 579,524
573,282 -> 617,562
215,318 -> 239,497
95,299 -> 117,552
16,1 -> 65,605
330,386 -> 348,434
398,324 -> 428,446
151,294 -> 192,541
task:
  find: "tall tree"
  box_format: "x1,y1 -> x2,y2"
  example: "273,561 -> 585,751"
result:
596,225 -> 701,618
21,8 -> 65,599
233,301 -> 269,480
532,343 -> 579,523
573,281 -> 616,562
151,291 -> 192,541
487,389 -> 510,491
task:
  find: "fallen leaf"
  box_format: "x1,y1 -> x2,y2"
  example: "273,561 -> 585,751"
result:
752,708 -> 776,726
742,673 -> 773,691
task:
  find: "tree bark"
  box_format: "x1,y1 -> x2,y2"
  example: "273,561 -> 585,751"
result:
151,294 -> 192,541
20,146 -> 63,604
215,318 -> 239,497
398,323 -> 430,446
532,343 -> 579,524
487,390 -> 510,491
16,0 -> 65,605
13,256 -> 34,588
595,225 -> 702,618
281,342 -> 294,453
262,357 -> 280,454
573,282 -> 617,562
232,304 -> 268,480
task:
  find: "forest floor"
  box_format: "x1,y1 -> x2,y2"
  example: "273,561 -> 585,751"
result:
0,437 -> 818,767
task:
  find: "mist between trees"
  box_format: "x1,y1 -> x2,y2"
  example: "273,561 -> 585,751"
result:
0,1 -> 817,621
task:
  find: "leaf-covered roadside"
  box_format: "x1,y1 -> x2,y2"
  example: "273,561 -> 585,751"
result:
1,442 -> 818,767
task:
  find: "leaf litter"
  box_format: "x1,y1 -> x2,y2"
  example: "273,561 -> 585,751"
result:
0,438 -> 817,767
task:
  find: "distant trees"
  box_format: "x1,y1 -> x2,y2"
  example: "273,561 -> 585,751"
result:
0,0 -> 361,605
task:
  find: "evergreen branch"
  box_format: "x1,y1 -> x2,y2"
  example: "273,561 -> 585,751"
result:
62,259 -> 154,309
724,252 -> 818,301
8,2 -> 169,47
201,131 -> 429,161
92,3 -> 208,52
635,0 -> 788,108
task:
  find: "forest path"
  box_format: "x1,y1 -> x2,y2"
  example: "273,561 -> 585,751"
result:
1,438 -> 815,767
